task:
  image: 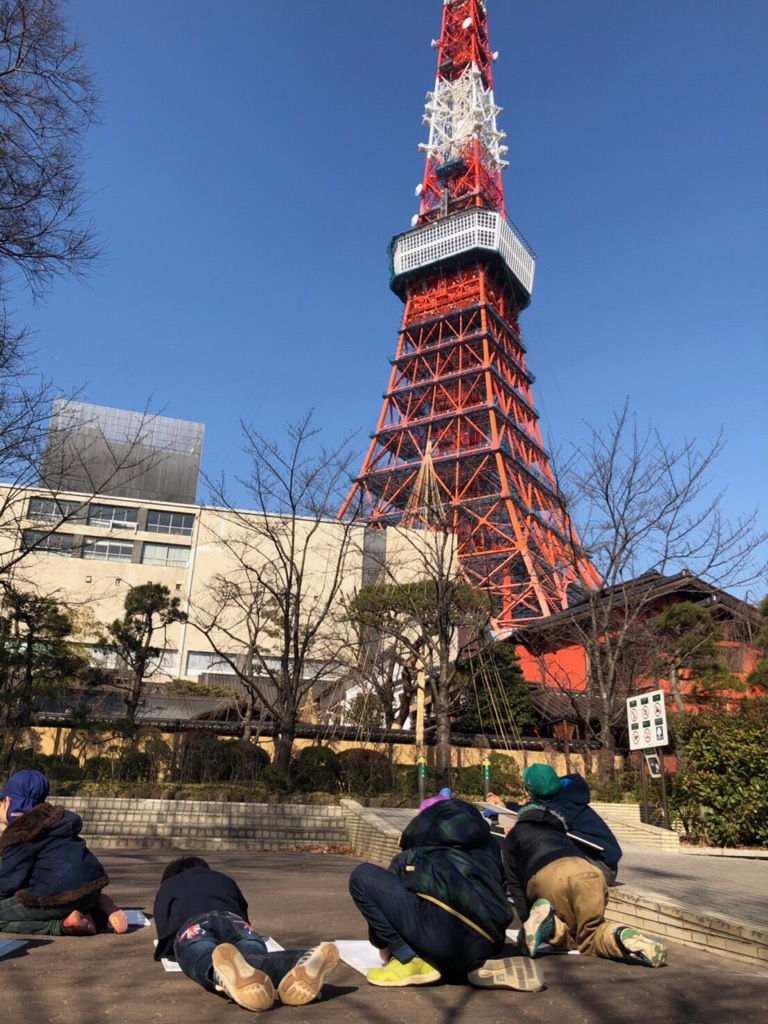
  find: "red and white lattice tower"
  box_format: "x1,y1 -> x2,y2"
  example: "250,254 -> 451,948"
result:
341,0 -> 598,628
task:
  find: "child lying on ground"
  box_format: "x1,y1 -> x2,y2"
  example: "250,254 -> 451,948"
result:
153,855 -> 339,1012
0,769 -> 127,935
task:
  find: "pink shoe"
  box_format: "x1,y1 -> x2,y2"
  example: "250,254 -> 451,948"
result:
62,910 -> 97,935
97,894 -> 129,934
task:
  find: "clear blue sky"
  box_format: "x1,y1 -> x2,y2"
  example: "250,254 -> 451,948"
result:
18,1 -> 768,588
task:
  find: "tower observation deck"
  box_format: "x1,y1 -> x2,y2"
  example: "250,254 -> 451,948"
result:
341,0 -> 598,628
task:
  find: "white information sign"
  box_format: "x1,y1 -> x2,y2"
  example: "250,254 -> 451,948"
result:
626,689 -> 668,751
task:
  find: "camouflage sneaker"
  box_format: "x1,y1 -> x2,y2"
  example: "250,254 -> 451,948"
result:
523,898 -> 556,957
468,955 -> 545,992
615,928 -> 668,968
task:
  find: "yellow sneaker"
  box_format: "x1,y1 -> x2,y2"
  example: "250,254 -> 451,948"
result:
367,956 -> 441,987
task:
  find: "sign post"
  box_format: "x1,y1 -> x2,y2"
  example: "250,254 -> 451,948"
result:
626,690 -> 671,829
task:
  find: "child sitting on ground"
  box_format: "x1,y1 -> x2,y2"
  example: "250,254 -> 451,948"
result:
348,792 -> 543,992
0,769 -> 127,935
153,855 -> 339,1012
502,765 -> 667,968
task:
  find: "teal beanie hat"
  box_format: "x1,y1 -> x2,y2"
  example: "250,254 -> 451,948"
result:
523,764 -> 561,803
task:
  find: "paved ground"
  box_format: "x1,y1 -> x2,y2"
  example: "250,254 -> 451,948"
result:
618,842 -> 768,925
2,849 -> 766,1024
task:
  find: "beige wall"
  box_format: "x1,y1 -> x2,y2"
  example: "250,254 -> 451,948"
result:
1,485 -> 452,687
29,723 -> 588,781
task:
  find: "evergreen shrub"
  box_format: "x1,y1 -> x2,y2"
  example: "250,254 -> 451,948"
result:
339,748 -> 392,796
292,746 -> 342,793
671,702 -> 768,847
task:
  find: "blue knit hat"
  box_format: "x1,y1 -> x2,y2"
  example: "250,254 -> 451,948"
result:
0,770 -> 50,820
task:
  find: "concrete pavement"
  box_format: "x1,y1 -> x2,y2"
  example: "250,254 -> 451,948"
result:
2,849 -> 767,1024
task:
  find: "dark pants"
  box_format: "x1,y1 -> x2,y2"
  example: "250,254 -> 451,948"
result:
348,863 -> 497,976
0,893 -> 98,935
173,910 -> 307,991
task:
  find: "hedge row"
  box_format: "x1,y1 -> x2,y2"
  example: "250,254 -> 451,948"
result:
5,744 -> 527,801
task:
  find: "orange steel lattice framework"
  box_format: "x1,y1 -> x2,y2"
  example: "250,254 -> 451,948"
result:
341,1 -> 598,628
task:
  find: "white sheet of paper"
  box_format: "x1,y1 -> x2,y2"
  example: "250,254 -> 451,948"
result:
0,939 -> 27,958
156,936 -> 284,972
125,910 -> 150,927
334,939 -> 387,976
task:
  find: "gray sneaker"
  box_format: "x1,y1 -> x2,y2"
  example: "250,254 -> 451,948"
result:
277,942 -> 340,1005
468,955 -> 545,992
211,943 -> 275,1011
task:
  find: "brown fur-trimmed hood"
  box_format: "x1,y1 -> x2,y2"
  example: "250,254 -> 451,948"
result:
17,871 -> 108,909
0,801 -> 109,909
0,802 -> 68,852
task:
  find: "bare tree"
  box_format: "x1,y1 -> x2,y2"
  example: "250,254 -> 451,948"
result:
528,401 -> 767,781
0,0 -> 99,297
0,2 -> 125,575
193,412 -> 359,778
0,0 -> 99,479
346,522 -> 494,788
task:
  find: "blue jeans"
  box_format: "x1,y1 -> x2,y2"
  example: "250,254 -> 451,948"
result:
173,911 -> 307,991
348,863 -> 497,976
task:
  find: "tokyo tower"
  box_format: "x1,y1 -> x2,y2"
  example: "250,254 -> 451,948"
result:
341,0 -> 598,628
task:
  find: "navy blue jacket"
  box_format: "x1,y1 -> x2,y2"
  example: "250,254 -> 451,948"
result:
153,867 -> 250,960
548,774 -> 622,875
0,803 -> 108,907
502,805 -> 593,921
504,774 -> 622,880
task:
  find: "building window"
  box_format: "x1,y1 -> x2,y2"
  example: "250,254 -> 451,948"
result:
21,530 -> 75,557
82,536 -> 134,562
186,651 -> 236,676
27,497 -> 80,524
145,510 -> 195,536
87,504 -> 139,530
140,542 -> 189,568
83,645 -> 120,670
147,649 -> 179,675
83,645 -> 177,675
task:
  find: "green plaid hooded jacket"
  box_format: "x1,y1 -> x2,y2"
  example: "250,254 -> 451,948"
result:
389,798 -> 512,945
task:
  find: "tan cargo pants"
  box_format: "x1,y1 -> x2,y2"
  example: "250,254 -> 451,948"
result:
526,857 -> 622,959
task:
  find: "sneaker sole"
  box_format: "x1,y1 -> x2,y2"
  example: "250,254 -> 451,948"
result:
468,956 -> 545,992
278,942 -> 340,1005
212,944 -> 275,1011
